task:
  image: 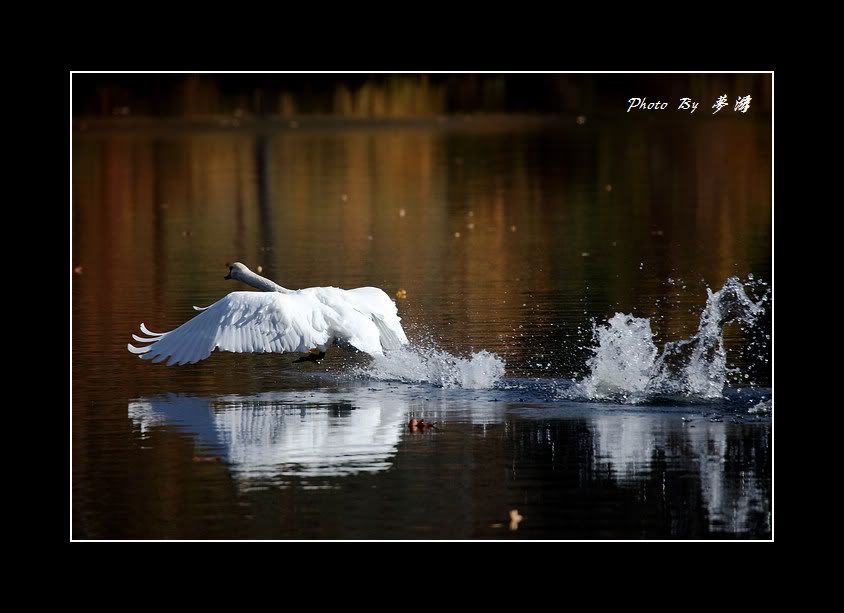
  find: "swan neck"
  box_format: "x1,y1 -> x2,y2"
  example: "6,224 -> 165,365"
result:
241,270 -> 290,293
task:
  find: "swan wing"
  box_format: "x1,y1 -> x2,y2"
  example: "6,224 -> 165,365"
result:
293,287 -> 383,356
297,286 -> 407,354
344,287 -> 409,349
127,291 -> 333,366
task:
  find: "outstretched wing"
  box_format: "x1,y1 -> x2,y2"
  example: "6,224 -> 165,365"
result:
293,286 -> 408,354
128,291 -> 334,366
344,287 -> 409,350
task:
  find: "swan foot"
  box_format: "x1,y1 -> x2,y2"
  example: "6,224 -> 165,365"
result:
294,349 -> 326,363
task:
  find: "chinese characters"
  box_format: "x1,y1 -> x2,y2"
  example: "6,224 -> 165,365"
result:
712,94 -> 752,114
626,95 -> 753,114
734,95 -> 752,113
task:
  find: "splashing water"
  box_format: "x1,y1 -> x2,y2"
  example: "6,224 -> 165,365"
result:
576,313 -> 658,402
572,277 -> 768,403
748,399 -> 772,414
355,346 -> 506,389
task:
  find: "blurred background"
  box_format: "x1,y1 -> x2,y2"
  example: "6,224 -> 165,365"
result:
72,73 -> 772,540
72,72 -> 771,386
73,73 -> 771,118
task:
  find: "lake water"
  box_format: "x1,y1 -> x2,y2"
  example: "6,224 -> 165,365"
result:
72,115 -> 772,539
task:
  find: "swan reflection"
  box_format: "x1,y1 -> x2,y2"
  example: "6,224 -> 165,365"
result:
126,386 -> 769,535
128,389 -> 406,481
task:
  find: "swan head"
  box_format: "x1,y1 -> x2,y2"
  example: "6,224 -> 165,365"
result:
225,262 -> 250,281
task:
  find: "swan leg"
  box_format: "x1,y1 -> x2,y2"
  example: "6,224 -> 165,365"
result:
294,349 -> 326,363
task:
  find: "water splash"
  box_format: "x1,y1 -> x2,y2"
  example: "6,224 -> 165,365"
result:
355,345 -> 506,389
748,399 -> 772,414
571,277 -> 768,403
576,313 -> 658,402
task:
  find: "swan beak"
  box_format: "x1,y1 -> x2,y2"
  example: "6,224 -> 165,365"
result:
224,273 -> 232,280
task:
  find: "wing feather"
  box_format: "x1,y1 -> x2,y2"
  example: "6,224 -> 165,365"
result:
129,285 -> 410,366
334,286 -> 409,350
140,323 -> 165,336
131,333 -> 159,343
129,292 -> 335,366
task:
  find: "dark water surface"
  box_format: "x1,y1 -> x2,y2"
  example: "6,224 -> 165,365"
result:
72,116 -> 772,539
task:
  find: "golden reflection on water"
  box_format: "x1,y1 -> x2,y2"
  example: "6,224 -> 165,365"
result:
72,115 -> 771,539
73,118 -> 770,386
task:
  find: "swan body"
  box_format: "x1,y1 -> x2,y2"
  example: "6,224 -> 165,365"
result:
128,262 -> 409,366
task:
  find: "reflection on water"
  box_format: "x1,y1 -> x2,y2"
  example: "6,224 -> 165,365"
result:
119,385 -> 770,539
591,414 -> 770,535
73,118 -> 771,384
73,113 -> 771,539
129,390 -> 405,482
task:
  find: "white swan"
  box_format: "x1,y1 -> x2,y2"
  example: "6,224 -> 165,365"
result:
127,262 -> 409,366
